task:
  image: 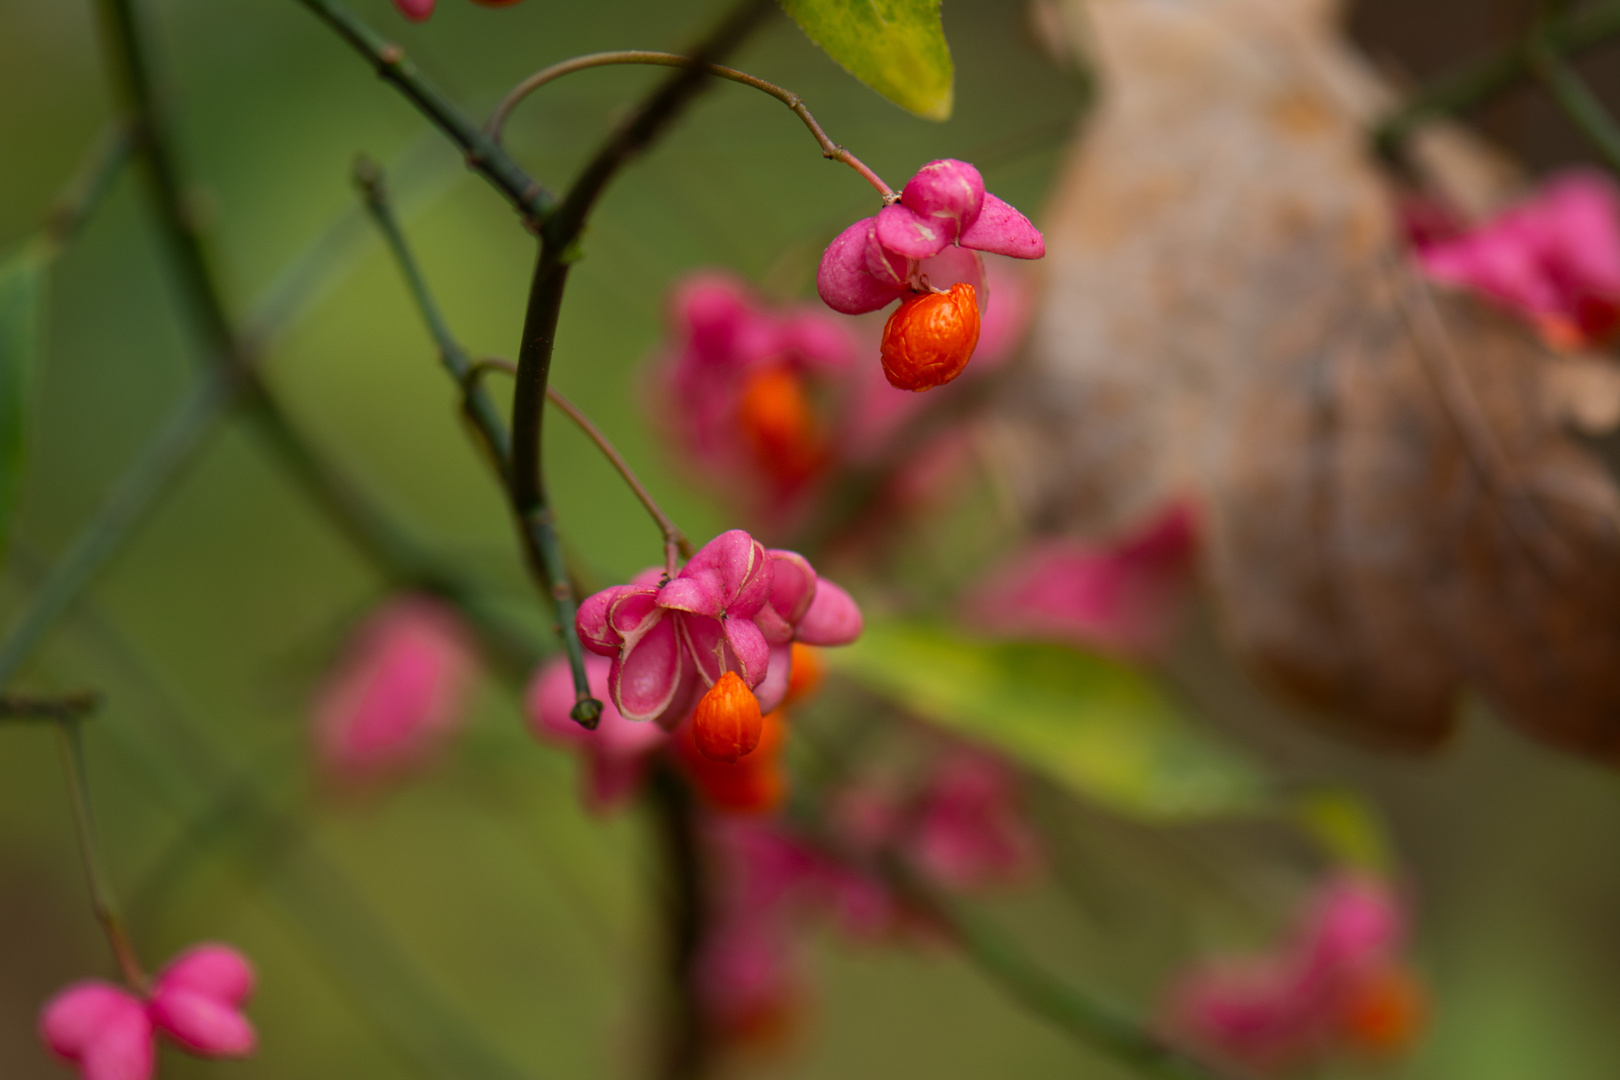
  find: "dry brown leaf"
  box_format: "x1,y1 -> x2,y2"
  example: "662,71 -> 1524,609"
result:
992,0 -> 1620,759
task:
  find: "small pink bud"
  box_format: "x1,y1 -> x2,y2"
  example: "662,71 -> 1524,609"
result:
391,0 -> 436,19
148,944 -> 257,1058
39,983 -> 153,1080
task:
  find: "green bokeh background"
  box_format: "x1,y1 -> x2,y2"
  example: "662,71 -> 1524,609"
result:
3,1 -> 1620,1078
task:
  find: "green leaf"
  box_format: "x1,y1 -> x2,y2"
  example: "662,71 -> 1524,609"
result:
0,245 -> 48,567
827,620 -> 1268,819
778,0 -> 955,120
1293,788 -> 1394,873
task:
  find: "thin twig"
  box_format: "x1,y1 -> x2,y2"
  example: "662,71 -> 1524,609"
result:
41,121 -> 136,253
1532,38 -> 1620,174
0,690 -> 101,722
463,356 -> 692,575
1374,0 -> 1620,158
294,0 -> 554,227
487,51 -> 894,201
54,715 -> 148,991
546,386 -> 693,577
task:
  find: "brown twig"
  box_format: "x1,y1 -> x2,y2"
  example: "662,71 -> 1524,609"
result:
487,50 -> 895,201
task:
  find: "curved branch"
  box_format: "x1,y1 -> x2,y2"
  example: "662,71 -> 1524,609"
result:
487,50 -> 895,201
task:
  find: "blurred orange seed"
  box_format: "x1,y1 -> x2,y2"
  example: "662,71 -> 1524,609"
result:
880,283 -> 982,392
784,642 -> 824,706
1340,964 -> 1427,1056
692,671 -> 764,763
737,364 -> 823,482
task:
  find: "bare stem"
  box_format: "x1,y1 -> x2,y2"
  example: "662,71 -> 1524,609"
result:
646,766 -> 709,1080
0,691 -> 101,722
1374,0 -> 1620,158
546,386 -> 692,577
294,0 -> 554,227
42,121 -> 136,253
487,51 -> 895,201
54,716 -> 148,991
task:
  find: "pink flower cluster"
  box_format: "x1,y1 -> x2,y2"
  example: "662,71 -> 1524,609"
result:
1415,171 -> 1620,350
311,595 -> 477,784
817,159 -> 1043,316
1162,874 -> 1425,1071
40,945 -> 256,1080
575,530 -> 861,727
963,502 -> 1199,660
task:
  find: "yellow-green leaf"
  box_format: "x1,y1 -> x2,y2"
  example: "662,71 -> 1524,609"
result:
778,0 -> 955,120
1294,788 -> 1394,873
827,620 -> 1268,819
0,245 -> 47,567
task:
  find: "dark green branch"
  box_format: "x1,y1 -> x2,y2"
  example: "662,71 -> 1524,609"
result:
1375,0 -> 1620,157
353,159 -> 599,721
506,0 -> 773,725
42,121 -> 136,253
294,0 -> 554,226
646,766 -> 709,1080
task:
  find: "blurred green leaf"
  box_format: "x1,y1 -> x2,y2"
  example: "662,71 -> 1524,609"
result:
827,620 -> 1268,819
1294,787 -> 1395,873
0,244 -> 48,567
778,0 -> 955,120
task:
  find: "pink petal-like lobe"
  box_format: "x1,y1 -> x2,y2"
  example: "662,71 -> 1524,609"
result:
796,579 -> 863,646
392,0 -> 436,19
154,944 -> 255,1005
875,203 -> 949,260
958,192 -> 1045,259
901,159 -> 986,243
817,219 -> 906,315
148,990 -> 256,1058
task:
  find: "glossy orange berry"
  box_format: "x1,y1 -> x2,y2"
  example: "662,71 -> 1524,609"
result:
1339,964 -> 1426,1056
879,283 -> 981,392
736,364 -> 824,483
692,671 -> 764,763
784,642 -> 823,706
676,709 -> 787,814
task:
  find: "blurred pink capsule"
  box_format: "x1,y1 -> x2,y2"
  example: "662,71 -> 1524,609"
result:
1162,874 -> 1419,1071
40,983 -> 153,1080
39,944 -> 256,1080
313,596 -> 477,782
963,502 -> 1198,659
1417,171 -> 1620,349
147,945 -> 257,1058
392,0 -> 436,19
909,752 -> 1038,889
526,654 -> 667,811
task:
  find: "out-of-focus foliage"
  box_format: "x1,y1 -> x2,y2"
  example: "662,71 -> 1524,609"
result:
831,619 -> 1266,820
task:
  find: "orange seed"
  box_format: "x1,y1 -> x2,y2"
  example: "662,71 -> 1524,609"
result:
692,671 -> 764,763
879,283 -> 981,392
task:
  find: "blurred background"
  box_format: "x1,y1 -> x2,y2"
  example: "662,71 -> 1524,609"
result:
3,0 -> 1620,1077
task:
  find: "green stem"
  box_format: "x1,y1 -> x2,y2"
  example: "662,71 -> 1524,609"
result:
41,121 -> 136,255
1375,0 -> 1620,157
0,690 -> 100,722
294,0 -> 554,226
1532,40 -> 1620,174
0,369 -> 236,687
55,715 -> 148,991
